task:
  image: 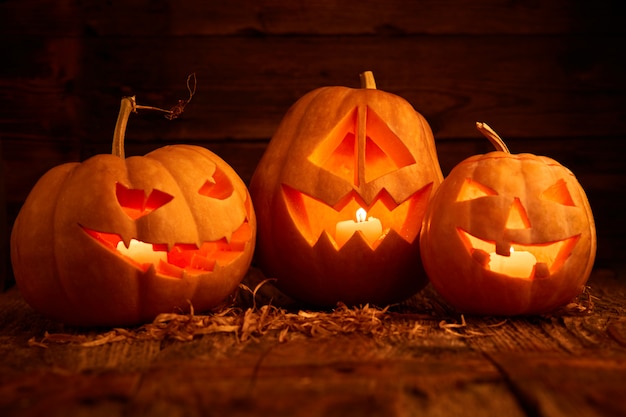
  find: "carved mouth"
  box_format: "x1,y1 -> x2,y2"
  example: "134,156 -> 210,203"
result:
81,221 -> 252,278
282,183 -> 432,250
457,228 -> 580,279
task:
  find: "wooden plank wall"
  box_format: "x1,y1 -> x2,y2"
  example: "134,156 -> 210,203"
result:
1,0 -> 625,286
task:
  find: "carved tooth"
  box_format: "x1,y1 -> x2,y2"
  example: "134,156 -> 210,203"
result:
533,262 -> 550,279
472,249 -> 490,266
495,242 -> 511,256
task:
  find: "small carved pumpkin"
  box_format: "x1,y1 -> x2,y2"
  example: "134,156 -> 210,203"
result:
10,97 -> 256,326
250,72 -> 443,306
419,122 -> 596,315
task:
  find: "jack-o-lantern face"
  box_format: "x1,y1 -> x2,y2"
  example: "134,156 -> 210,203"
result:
419,123 -> 596,315
81,163 -> 251,278
250,72 -> 443,306
455,177 -> 580,280
11,144 -> 256,326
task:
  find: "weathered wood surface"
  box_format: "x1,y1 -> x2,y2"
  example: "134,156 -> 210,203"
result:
1,0 -> 622,36
0,266 -> 625,417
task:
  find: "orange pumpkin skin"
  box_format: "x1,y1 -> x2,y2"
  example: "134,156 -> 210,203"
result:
11,145 -> 256,326
250,73 -> 443,306
420,150 -> 596,315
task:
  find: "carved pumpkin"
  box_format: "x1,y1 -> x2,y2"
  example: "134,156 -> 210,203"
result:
419,122 -> 596,315
11,97 -> 256,326
250,72 -> 443,306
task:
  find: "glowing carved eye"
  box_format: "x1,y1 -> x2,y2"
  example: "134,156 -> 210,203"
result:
541,178 -> 575,206
456,178 -> 498,202
198,166 -> 234,200
308,106 -> 415,186
363,107 -> 416,183
116,183 -> 174,220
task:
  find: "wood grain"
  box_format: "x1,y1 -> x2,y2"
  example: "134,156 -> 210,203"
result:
1,0 -> 620,36
14,35 -> 621,144
0,267 -> 625,416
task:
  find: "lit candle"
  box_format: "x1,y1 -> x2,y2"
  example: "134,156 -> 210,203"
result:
116,239 -> 167,266
488,247 -> 537,278
335,208 -> 383,247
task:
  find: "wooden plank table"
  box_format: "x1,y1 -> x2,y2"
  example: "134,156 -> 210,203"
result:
1,265 -> 625,417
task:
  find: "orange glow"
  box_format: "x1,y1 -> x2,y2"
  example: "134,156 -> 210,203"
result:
457,227 -> 580,279
541,178 -> 575,206
363,107 -> 416,183
335,208 -> 383,248
282,184 -> 432,249
505,198 -> 531,229
307,108 -> 358,185
307,106 -> 416,187
198,166 -> 234,200
456,178 -> 498,202
115,183 -> 174,220
81,221 -> 252,277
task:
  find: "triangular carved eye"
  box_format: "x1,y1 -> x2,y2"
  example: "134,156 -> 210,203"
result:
116,183 -> 174,220
307,106 -> 415,185
363,107 -> 415,183
308,108 -> 358,184
541,179 -> 575,206
456,178 -> 498,202
198,166 -> 234,200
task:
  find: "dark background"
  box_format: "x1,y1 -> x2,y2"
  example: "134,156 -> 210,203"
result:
1,0 -> 625,288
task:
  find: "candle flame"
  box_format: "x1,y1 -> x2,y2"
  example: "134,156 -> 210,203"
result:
356,207 -> 367,223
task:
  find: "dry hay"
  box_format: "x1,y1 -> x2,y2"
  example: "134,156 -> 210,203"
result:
27,272 -> 598,349
29,301 -> 427,349
27,278 -> 433,348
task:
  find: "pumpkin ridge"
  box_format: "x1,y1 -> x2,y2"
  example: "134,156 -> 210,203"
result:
150,145 -> 250,242
148,148 -> 224,245
50,163 -> 88,309
178,145 -> 248,202
574,182 -> 597,280
9,162 -> 82,316
418,113 -> 441,174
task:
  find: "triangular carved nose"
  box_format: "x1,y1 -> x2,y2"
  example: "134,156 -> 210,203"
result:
505,198 -> 531,229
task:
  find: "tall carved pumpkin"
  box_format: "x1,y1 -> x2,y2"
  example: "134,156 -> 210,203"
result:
250,72 -> 443,306
11,97 -> 256,326
419,122 -> 596,315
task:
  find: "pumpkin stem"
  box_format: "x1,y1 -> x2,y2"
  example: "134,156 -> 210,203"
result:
112,96 -> 135,159
360,71 -> 377,89
475,122 -> 510,154
111,73 -> 197,159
